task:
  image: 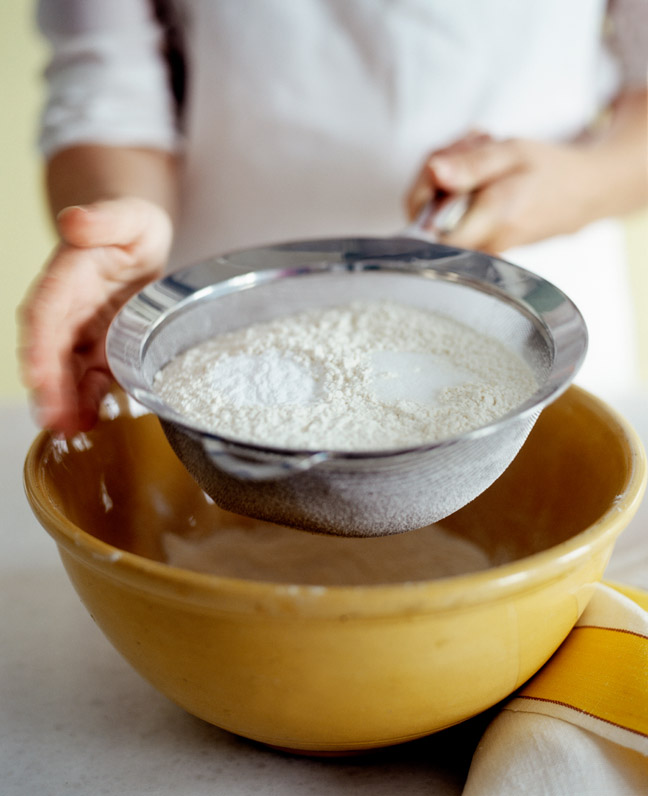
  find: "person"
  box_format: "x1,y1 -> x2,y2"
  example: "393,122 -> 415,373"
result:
20,0 -> 648,435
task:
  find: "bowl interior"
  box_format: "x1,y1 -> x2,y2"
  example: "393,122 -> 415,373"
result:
29,386 -> 641,586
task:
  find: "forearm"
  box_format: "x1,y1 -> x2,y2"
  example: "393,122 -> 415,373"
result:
45,145 -> 179,223
583,88 -> 648,219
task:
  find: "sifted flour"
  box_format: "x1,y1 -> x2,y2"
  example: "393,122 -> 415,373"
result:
162,518 -> 492,586
154,300 -> 537,450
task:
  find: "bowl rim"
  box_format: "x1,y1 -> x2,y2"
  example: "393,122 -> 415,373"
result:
23,386 -> 646,618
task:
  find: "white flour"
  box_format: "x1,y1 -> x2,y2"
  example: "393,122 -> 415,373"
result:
154,300 -> 537,450
162,519 -> 492,585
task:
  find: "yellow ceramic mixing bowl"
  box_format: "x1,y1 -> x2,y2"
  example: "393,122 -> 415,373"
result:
24,386 -> 646,753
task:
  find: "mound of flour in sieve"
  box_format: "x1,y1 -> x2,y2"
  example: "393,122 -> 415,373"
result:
154,300 -> 537,450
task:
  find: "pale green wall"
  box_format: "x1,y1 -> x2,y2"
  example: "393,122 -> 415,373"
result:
0,4 -> 646,403
1,3 -> 55,401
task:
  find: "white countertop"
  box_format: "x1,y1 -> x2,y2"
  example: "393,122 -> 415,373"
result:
2,392 -> 647,795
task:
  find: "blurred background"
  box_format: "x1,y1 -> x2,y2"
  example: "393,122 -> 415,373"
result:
2,4 -> 54,404
1,3 -> 647,406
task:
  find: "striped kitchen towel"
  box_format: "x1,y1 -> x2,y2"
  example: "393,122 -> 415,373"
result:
463,582 -> 648,796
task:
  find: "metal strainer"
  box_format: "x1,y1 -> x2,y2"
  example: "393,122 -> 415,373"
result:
106,237 -> 587,537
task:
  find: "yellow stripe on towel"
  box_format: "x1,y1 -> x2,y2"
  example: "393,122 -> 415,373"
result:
517,624 -> 648,739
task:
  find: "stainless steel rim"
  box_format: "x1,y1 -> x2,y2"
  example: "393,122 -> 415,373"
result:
106,238 -> 588,461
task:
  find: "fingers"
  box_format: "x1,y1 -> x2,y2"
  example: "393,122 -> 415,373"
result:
21,316 -> 111,435
20,292 -> 79,435
30,364 -> 112,435
30,358 -> 77,436
76,368 -> 114,432
19,254 -> 74,391
406,176 -> 434,225
19,246 -> 113,434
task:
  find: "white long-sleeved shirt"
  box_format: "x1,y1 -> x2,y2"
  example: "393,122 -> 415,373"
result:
36,0 -> 647,396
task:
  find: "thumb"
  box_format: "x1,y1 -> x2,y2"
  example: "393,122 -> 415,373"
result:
427,138 -> 525,194
56,197 -> 169,249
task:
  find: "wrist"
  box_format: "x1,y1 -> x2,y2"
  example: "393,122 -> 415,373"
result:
46,145 -> 179,223
576,90 -> 648,219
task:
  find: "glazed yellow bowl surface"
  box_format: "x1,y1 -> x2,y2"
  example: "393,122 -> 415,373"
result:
24,386 -> 646,752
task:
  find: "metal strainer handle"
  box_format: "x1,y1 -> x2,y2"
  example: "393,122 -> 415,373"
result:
202,437 -> 330,481
402,194 -> 472,240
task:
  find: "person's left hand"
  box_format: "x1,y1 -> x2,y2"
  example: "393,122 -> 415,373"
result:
406,132 -> 602,253
19,197 -> 172,434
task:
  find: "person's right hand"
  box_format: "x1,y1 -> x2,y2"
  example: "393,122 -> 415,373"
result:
19,197 -> 173,435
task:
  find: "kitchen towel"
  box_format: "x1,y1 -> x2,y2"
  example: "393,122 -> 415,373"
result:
462,582 -> 648,795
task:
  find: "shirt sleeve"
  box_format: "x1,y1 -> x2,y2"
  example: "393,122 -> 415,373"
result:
607,0 -> 648,89
36,0 -> 181,159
